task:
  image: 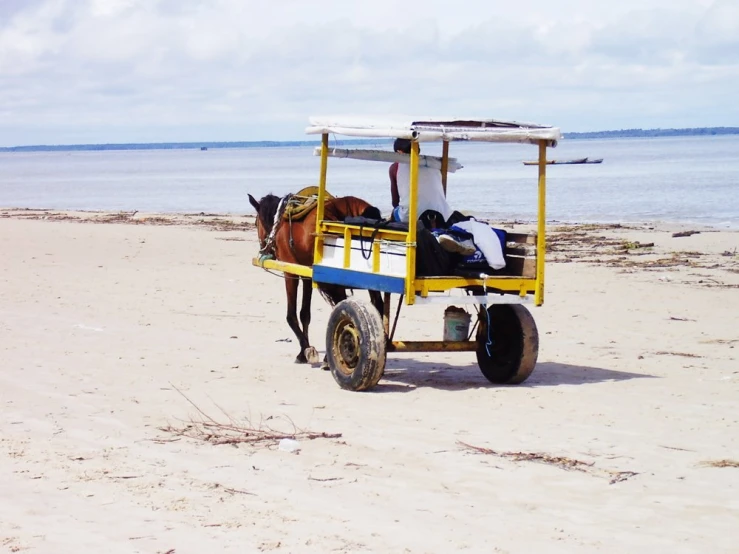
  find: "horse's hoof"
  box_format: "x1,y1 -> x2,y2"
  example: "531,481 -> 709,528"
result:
320,361 -> 330,371
304,346 -> 320,365
295,353 -> 307,364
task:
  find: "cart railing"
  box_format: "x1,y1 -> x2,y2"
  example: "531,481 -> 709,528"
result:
312,223 -> 538,298
252,222 -> 540,303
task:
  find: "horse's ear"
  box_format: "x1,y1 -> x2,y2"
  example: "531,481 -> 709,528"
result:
248,194 -> 260,212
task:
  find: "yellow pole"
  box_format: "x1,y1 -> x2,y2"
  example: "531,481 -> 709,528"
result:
535,140 -> 547,306
390,340 -> 477,353
314,133 -> 329,266
404,141 -> 420,305
440,140 -> 449,196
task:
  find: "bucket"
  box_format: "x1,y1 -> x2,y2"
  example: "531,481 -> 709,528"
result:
443,307 -> 471,342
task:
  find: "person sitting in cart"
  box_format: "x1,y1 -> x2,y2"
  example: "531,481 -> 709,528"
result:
389,138 -> 451,224
389,138 -> 507,270
389,138 -> 477,256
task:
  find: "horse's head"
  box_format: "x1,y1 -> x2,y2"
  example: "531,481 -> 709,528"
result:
248,193 -> 281,251
325,196 -> 381,221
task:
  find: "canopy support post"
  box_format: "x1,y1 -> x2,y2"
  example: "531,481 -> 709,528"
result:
405,141 -> 420,305
441,140 -> 450,196
535,140 -> 547,306
313,133 -> 329,266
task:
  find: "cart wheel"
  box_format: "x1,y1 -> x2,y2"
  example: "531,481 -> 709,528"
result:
326,298 -> 387,391
476,304 -> 538,384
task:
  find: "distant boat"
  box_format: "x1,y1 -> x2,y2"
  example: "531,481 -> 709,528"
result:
200,146 -> 208,151
523,157 -> 603,165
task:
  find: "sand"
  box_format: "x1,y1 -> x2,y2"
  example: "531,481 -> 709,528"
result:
1,209 -> 738,553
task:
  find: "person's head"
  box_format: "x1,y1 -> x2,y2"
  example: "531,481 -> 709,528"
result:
393,138 -> 412,154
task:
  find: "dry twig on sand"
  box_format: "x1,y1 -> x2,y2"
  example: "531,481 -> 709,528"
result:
699,459 -> 739,468
458,441 -> 594,471
457,441 -> 638,484
158,385 -> 342,448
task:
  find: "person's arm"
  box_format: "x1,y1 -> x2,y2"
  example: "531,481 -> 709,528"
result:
389,162 -> 400,208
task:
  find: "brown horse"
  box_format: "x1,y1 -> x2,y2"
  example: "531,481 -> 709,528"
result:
248,193 -> 383,364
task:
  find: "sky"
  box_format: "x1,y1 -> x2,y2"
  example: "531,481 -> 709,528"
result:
1,0 -> 738,146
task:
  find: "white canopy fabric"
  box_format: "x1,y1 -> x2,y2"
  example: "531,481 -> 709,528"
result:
306,116 -> 561,146
313,147 -> 464,172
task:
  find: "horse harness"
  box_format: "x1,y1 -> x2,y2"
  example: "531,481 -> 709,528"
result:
259,193 -> 298,259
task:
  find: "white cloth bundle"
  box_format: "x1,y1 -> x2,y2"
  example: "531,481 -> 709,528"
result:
452,220 -> 506,270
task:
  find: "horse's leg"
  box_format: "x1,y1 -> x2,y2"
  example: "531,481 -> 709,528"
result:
319,284 -> 347,306
284,274 -> 310,363
300,277 -> 319,364
368,290 -> 384,317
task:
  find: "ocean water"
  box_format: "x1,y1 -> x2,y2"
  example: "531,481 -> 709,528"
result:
1,135 -> 737,228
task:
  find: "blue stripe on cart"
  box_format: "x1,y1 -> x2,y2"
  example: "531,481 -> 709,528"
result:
313,265 -> 406,294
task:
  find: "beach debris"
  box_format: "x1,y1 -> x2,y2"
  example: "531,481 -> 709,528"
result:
159,385 -> 341,448
459,441 -> 594,471
544,225 -> 739,287
457,441 -> 638,484
654,351 -> 702,358
659,445 -> 696,452
0,208 -> 254,231
608,471 -> 639,484
278,438 -> 301,453
619,241 -> 655,250
698,459 -> 739,468
672,230 -> 701,238
699,338 -> 739,345
2,537 -> 29,553
210,483 -> 256,496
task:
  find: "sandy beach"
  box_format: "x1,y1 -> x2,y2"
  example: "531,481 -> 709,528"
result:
1,208 -> 738,553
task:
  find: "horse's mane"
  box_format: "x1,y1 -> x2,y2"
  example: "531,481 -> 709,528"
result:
256,194 -> 281,234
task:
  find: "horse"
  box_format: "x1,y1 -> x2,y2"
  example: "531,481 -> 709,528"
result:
248,193 -> 384,364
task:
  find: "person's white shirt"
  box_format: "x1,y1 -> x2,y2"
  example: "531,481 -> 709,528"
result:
395,163 -> 453,223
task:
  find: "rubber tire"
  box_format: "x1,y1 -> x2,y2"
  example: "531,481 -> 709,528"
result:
476,304 -> 538,384
326,298 -> 387,391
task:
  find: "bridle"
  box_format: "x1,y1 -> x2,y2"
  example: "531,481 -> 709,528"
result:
258,193 -> 294,257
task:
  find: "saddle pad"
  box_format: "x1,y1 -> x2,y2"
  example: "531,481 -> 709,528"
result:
283,186 -> 334,221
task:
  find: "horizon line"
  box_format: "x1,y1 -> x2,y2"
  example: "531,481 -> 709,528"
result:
2,126 -> 738,151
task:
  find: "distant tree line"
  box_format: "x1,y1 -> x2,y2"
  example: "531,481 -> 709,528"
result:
564,127 -> 739,139
2,128 -> 738,152
0,138 -> 388,153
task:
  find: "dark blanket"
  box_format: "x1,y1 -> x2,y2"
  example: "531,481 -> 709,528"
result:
340,214 -> 505,277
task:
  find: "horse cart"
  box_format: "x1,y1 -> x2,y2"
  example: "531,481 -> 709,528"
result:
252,117 -> 561,391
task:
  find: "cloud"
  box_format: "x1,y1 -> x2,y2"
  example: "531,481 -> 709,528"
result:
0,0 -> 736,145
693,0 -> 739,64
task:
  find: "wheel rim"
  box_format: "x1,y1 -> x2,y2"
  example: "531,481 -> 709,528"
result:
334,317 -> 360,376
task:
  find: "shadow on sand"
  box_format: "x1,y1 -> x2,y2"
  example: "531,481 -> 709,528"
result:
373,359 -> 657,393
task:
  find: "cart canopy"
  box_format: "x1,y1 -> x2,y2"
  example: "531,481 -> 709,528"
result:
306,116 -> 560,146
